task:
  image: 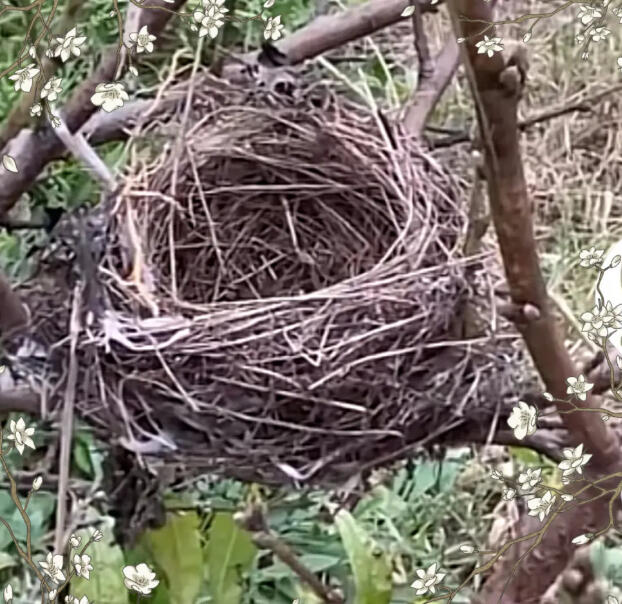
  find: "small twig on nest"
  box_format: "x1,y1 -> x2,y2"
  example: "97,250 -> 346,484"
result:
54,285 -> 82,556
403,36 -> 460,137
412,1 -> 434,81
53,116 -> 115,190
234,503 -> 344,604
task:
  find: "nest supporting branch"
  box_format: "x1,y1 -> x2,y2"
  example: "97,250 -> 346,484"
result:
448,0 -> 622,601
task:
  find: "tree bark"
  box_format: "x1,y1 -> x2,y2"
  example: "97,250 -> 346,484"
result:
448,1 -> 622,601
0,0 -> 187,216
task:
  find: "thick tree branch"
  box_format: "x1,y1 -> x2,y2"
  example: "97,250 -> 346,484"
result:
0,0 -> 188,217
244,0 -> 438,66
0,388 -> 40,416
448,1 -> 622,602
0,0 -> 83,150
403,37 -> 460,137
0,271 -> 28,337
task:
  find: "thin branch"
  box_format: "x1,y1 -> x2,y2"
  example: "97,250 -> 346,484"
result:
403,37 -> 460,137
447,1 -> 622,601
53,286 -> 82,556
431,83 -> 622,148
235,503 -> 343,604
412,1 -> 434,81
53,116 -> 115,190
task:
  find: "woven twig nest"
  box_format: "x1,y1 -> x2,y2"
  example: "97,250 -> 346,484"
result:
15,74 -> 523,490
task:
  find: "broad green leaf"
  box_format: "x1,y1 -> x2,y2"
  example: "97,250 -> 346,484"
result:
508,446 -> 542,467
0,491 -> 55,550
143,511 -> 203,604
206,512 -> 257,604
261,553 -> 341,579
0,551 -> 17,571
412,461 -> 440,497
73,438 -> 93,477
335,510 -> 392,604
70,529 -> 129,604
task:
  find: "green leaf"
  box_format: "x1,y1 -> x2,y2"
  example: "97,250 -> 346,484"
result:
70,529 -> 129,604
142,512 -> 203,604
509,446 -> 542,467
261,554 -> 341,580
0,490 -> 55,550
334,510 -> 392,604
73,438 -> 93,477
206,512 -> 257,604
0,551 -> 17,571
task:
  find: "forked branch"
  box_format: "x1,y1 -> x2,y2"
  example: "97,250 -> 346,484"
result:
447,0 -> 622,601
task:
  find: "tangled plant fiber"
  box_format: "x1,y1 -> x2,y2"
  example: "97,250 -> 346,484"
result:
18,73 -> 521,491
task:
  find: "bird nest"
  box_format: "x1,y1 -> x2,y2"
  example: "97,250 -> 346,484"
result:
16,74 -> 524,489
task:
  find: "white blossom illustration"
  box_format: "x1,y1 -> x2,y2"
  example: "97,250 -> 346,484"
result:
5,417 -> 35,455
8,64 -> 39,93
52,27 -> 87,62
90,82 -> 129,112
559,443 -> 592,479
579,246 -> 604,267
122,563 -> 159,595
527,490 -> 556,521
507,401 -> 537,440
73,554 -> 93,579
264,15 -> 284,40
577,5 -> 602,25
475,35 -> 503,57
590,26 -> 611,42
566,374 -> 594,401
411,562 -> 446,596
411,562 -> 445,596
129,25 -> 156,53
91,528 -> 103,542
518,467 -> 542,491
41,77 -> 63,102
39,553 -> 66,583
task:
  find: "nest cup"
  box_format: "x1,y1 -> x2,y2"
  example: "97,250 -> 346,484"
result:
79,75 -> 502,486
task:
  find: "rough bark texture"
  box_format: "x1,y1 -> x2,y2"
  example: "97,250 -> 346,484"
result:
403,38 -> 460,136
0,0 -> 187,216
449,1 -> 622,602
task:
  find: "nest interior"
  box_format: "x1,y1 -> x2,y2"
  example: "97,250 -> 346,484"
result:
15,73 -> 524,490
